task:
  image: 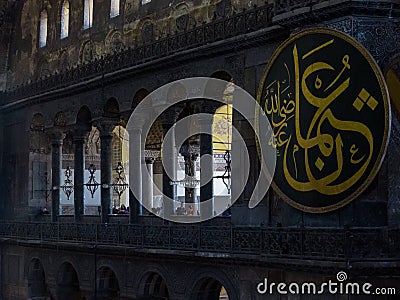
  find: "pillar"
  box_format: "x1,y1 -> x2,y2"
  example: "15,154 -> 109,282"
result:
48,129 -> 65,222
143,157 -> 154,211
73,128 -> 88,223
198,108 -> 215,219
162,123 -> 177,218
98,120 -> 116,223
127,125 -> 143,223
181,144 -> 198,204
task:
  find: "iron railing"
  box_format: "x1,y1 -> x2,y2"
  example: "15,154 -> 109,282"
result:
0,222 -> 398,261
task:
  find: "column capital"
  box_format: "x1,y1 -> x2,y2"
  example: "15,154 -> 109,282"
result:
73,124 -> 91,142
95,118 -> 119,137
180,142 -> 200,158
45,127 -> 66,144
145,149 -> 160,161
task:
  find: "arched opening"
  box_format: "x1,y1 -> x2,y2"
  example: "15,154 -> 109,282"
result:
56,262 -> 82,300
39,10 -> 48,48
138,272 -> 169,300
61,0 -> 70,39
96,266 -> 120,299
77,106 -> 92,125
191,277 -> 231,300
104,98 -> 120,119
132,89 -> 150,110
28,259 -> 48,299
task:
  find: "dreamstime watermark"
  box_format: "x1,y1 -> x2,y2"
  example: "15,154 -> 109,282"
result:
124,77 -> 277,223
257,271 -> 396,296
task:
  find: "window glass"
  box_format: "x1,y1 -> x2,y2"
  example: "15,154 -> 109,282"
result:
84,0 -> 93,29
61,1 -> 69,39
110,0 -> 119,17
39,10 -> 48,47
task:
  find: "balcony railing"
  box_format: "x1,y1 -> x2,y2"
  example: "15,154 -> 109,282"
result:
0,222 -> 398,261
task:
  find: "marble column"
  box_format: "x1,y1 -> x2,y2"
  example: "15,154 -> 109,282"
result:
143,157 -> 154,211
127,126 -> 143,223
199,123 -> 214,219
181,146 -> 198,204
162,123 -> 177,218
73,128 -> 89,223
48,129 -> 65,222
98,120 -> 116,224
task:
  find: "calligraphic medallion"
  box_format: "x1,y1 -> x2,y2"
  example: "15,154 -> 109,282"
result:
257,28 -> 391,213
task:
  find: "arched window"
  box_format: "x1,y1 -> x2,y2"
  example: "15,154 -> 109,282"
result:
110,0 -> 119,17
61,0 -> 69,39
39,10 -> 48,48
83,0 -> 93,29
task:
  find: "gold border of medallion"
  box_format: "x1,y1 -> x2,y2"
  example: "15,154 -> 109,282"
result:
256,27 -> 391,213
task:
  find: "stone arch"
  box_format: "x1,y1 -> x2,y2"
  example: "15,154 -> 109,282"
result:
188,270 -> 238,300
76,105 -> 92,125
96,266 -> 120,300
103,97 -> 120,119
167,82 -> 188,105
132,88 -> 150,110
56,261 -> 83,300
27,258 -> 48,299
137,271 -> 170,299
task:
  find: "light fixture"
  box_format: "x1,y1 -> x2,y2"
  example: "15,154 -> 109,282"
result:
61,166 -> 74,200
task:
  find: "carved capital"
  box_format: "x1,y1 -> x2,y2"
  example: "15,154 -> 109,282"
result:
145,149 -> 160,161
95,119 -> 118,137
73,124 -> 91,142
45,127 -> 66,144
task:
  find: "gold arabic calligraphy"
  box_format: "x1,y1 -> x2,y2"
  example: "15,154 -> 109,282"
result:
264,39 -> 374,196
